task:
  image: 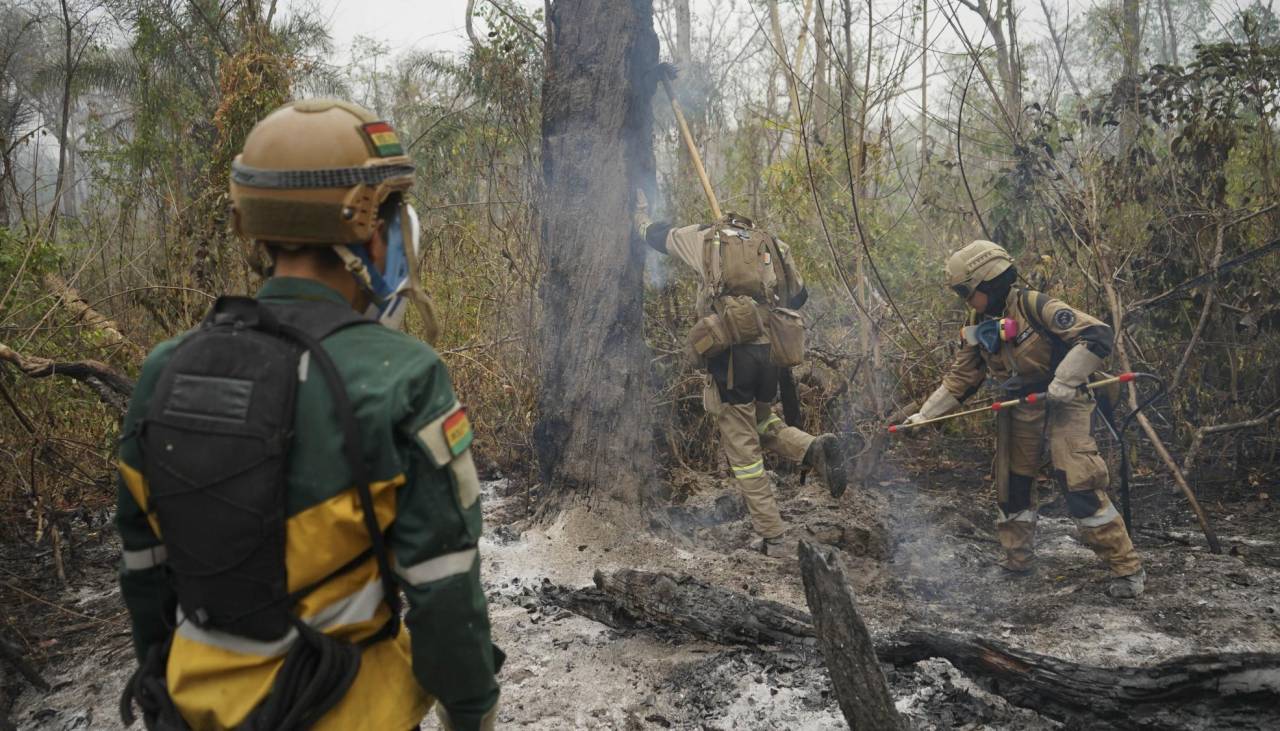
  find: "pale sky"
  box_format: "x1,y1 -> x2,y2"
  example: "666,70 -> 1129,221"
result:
304,0 -> 545,62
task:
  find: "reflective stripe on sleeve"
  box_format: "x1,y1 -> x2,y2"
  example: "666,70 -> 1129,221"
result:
175,578 -> 384,657
731,459 -> 765,480
122,545 -> 167,570
1075,501 -> 1120,528
755,414 -> 782,435
393,547 -> 478,586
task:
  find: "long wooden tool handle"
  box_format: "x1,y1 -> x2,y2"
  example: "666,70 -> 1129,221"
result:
659,76 -> 722,221
888,373 -> 1136,433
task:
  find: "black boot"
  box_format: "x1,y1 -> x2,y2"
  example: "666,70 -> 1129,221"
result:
804,434 -> 848,498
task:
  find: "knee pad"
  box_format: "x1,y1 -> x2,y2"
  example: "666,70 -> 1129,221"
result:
999,473 -> 1034,514
1065,489 -> 1103,518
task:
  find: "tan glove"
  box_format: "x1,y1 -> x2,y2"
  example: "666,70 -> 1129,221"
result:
905,384 -> 961,425
1048,345 -> 1102,403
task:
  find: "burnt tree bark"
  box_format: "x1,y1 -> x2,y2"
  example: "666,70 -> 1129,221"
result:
798,541 -> 903,730
535,0 -> 659,514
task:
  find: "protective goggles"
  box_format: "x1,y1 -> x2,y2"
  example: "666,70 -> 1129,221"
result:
962,318 -> 1018,353
951,283 -> 973,299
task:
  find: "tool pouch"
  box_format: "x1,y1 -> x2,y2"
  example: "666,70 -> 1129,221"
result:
766,307 -> 805,367
994,408 -> 1012,506
717,295 -> 765,343
687,312 -> 732,363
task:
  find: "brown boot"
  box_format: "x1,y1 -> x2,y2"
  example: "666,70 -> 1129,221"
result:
804,433 -> 848,498
996,513 -> 1037,573
1107,568 -> 1146,599
755,532 -> 800,558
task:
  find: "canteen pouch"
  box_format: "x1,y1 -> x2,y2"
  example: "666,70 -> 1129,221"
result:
717,295 -> 765,343
767,307 -> 805,367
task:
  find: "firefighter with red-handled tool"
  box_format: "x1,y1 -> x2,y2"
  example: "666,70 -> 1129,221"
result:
900,240 -> 1145,598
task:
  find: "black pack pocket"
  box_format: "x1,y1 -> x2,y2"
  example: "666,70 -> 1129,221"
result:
143,326 -> 298,641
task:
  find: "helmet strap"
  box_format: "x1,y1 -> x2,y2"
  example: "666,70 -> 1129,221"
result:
333,244 -> 388,307
399,204 -> 440,344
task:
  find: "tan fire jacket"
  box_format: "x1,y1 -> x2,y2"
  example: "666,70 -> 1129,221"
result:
663,223 -> 806,318
941,288 -> 1114,400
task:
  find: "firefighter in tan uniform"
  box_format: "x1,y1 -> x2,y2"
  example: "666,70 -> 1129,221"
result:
634,192 -> 847,556
907,240 -> 1145,597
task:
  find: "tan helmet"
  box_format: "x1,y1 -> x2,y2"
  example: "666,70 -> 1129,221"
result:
945,240 -> 1014,298
229,98 -> 414,246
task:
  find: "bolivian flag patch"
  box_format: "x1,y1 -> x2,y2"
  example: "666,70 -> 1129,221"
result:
443,408 -> 473,457
362,121 -> 404,157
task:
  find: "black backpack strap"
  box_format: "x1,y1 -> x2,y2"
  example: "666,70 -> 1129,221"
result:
1017,288 -> 1070,368
266,312 -> 402,641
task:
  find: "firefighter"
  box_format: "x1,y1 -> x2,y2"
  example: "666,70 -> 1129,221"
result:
116,100 -> 501,730
634,191 -> 848,557
907,240 -> 1145,598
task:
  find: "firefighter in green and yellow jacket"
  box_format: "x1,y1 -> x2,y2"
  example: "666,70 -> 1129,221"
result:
907,240 -> 1145,598
116,100 -> 501,729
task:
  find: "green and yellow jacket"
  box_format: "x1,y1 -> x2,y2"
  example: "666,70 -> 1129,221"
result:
116,278 -> 500,731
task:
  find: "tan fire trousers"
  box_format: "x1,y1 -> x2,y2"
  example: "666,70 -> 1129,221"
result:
998,396 -> 1142,576
706,384 -> 814,539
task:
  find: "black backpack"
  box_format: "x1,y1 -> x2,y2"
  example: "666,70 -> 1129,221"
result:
122,296 -> 400,730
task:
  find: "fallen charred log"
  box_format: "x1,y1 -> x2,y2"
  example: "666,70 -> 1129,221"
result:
544,566 -> 1280,729
882,632 -> 1280,729
541,568 -> 815,647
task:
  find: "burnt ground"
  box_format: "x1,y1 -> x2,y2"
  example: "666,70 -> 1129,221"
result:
3,440 -> 1279,730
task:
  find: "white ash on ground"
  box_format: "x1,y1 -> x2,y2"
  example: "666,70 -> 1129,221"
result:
5,455 -> 1279,730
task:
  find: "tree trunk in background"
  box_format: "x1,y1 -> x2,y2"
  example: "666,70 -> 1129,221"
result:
675,0 -> 691,63
1119,0 -> 1143,155
535,0 -> 658,515
919,0 -> 928,171
812,0 -> 830,145
51,0 -> 74,238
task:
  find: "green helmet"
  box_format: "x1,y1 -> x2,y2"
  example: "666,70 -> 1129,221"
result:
945,240 -> 1013,299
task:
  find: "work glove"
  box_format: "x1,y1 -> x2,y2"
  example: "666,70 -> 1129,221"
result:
1048,344 -> 1104,403
903,385 -> 961,433
633,188 -> 652,240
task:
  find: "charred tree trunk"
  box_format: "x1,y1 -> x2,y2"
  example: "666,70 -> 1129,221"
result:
535,0 -> 659,515
798,541 -> 903,730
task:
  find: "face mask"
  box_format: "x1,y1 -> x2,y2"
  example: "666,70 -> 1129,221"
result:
962,318 -> 1018,353
335,203 -> 439,341
356,204 -> 418,330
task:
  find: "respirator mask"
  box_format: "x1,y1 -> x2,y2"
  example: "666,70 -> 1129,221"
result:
962,318 -> 1018,354
335,202 -> 439,341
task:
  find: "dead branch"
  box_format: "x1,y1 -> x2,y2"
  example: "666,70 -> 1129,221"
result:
1100,276 -> 1221,554
1168,222 -> 1226,394
0,343 -> 133,414
43,273 -> 146,364
1182,404 -> 1280,476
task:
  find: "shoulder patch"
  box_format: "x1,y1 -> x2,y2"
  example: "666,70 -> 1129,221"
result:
443,408 -> 473,457
1053,308 -> 1076,329
415,401 -> 470,467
